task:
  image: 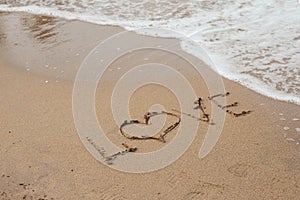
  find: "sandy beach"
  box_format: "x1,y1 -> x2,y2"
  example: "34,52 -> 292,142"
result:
0,12 -> 300,200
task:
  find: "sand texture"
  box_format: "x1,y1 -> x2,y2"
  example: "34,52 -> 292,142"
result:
0,12 -> 299,200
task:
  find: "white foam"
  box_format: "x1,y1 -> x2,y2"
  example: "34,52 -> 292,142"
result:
0,1 -> 299,104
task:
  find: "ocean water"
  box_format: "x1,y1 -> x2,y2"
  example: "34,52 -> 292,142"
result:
0,0 -> 299,104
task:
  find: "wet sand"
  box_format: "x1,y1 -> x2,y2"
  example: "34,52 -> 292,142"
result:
0,12 -> 300,199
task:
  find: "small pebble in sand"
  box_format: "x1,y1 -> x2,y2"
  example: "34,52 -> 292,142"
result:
45,64 -> 49,68
8,130 -> 11,133
76,53 -> 80,56
117,47 -> 120,51
283,127 -> 290,131
279,113 -> 283,116
117,67 -> 121,70
100,59 -> 104,63
26,68 -> 30,71
296,128 -> 300,132
292,118 -> 299,121
144,57 -> 149,61
45,80 -> 49,83
286,138 -> 295,142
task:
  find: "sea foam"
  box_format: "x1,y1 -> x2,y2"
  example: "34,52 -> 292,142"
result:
0,0 -> 299,104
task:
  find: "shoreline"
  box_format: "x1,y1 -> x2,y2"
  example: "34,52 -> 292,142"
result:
0,11 -> 299,199
0,9 -> 299,105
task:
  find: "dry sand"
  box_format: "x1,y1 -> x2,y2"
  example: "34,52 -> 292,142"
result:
0,12 -> 300,199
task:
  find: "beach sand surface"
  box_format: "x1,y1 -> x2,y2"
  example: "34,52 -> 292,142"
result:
0,12 -> 299,199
